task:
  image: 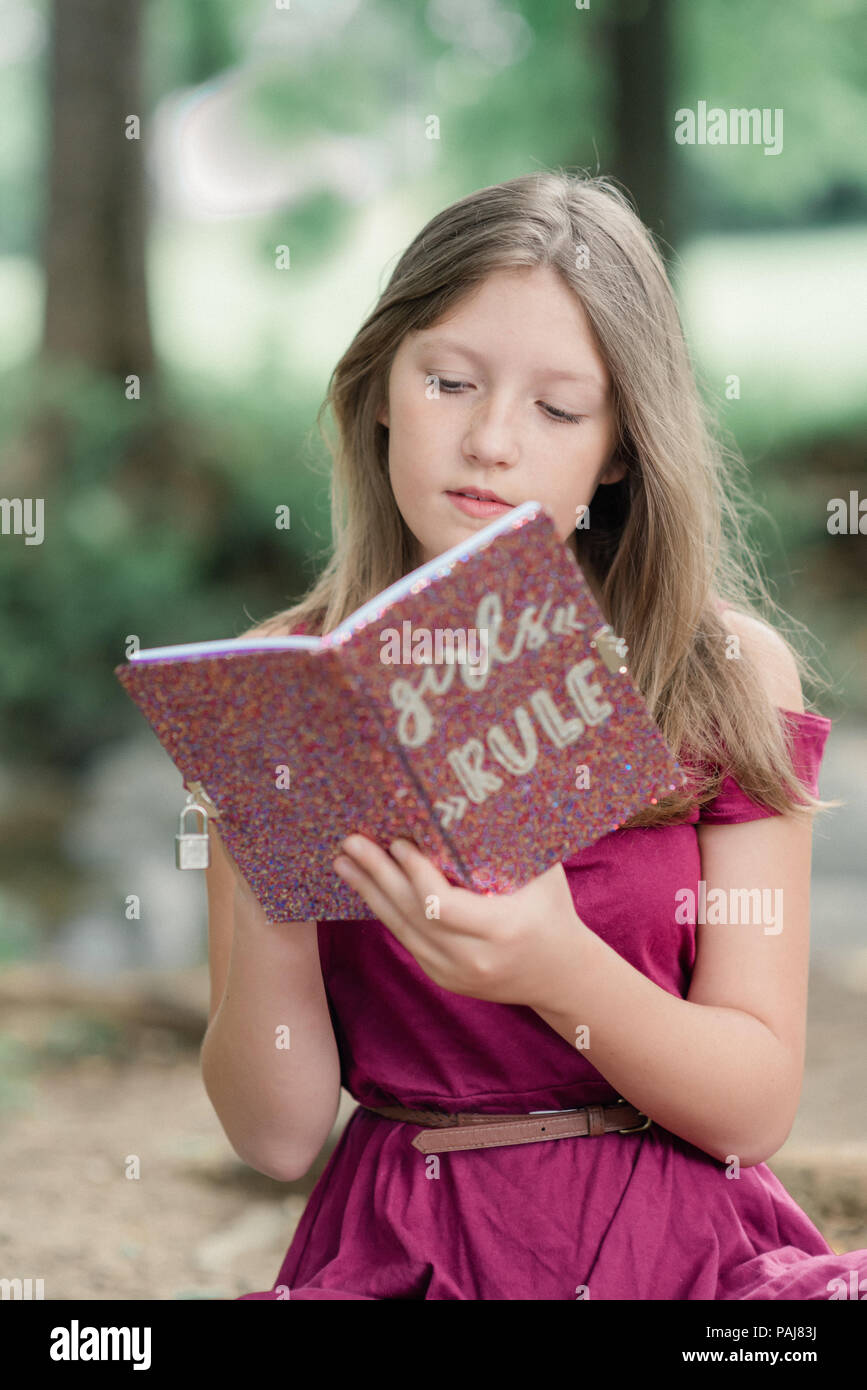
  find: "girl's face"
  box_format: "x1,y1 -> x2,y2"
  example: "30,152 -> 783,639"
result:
377,264 -> 625,568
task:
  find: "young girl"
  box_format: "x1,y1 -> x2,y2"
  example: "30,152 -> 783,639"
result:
203,171 -> 866,1301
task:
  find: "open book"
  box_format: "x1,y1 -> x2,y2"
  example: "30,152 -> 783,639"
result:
114,501 -> 686,920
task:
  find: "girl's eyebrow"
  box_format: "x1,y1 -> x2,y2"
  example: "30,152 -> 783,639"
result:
417,335 -> 607,395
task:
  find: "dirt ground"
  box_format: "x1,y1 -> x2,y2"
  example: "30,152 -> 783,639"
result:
1,962 -> 865,1300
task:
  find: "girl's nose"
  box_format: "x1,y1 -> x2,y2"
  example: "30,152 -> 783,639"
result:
462,397 -> 521,465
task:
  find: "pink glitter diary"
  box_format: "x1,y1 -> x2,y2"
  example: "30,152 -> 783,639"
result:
114,503 -> 686,921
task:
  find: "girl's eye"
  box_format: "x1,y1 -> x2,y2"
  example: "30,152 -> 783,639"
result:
543,403 -> 584,425
433,378 -> 583,425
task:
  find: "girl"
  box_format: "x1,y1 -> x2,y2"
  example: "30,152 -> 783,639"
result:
203,171 -> 866,1300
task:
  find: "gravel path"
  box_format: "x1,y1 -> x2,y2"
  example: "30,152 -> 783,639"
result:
0,961 -> 864,1300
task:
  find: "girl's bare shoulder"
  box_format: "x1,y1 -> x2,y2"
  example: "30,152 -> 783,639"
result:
717,607 -> 803,712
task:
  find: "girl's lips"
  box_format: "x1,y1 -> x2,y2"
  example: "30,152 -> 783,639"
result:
446,491 -> 514,518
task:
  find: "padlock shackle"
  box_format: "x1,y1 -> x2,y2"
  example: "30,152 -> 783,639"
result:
179,804 -> 209,833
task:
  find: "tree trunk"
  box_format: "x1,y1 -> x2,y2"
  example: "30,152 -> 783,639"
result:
606,0 -> 680,250
42,0 -> 154,375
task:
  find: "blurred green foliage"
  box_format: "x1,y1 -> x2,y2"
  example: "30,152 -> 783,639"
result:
679,0 -> 867,227
0,360 -> 327,767
0,886 -> 38,961
38,1013 -> 130,1064
0,1033 -> 36,1115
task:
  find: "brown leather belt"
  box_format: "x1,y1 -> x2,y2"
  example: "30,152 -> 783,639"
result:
361,1099 -> 652,1154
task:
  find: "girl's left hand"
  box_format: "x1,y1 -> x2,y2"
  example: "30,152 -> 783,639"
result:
332,834 -> 588,1009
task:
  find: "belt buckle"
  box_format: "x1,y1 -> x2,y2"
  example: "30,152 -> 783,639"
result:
615,1097 -> 652,1133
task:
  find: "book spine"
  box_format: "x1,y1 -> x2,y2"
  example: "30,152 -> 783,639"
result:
336,643 -> 472,886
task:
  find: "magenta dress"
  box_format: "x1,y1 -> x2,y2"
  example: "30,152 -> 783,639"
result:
237,660 -> 865,1298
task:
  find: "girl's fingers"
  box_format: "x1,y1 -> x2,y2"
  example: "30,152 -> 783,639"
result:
335,836 -> 420,936
390,839 -> 491,934
387,838 -> 448,898
339,835 -> 415,903
334,854 -> 408,941
335,838 -> 488,991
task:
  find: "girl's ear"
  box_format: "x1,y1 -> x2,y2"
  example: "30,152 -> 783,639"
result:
377,405 -> 389,428
598,455 -> 627,486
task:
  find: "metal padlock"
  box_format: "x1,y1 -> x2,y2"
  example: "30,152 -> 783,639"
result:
175,801 -> 210,869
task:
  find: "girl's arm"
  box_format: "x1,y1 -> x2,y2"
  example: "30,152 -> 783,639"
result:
533,614 -> 813,1168
200,822 -> 341,1182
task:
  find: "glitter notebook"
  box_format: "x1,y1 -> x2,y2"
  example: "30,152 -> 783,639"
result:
114,502 -> 686,921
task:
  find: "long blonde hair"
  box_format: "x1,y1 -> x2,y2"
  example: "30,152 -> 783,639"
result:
247,170 -> 838,824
